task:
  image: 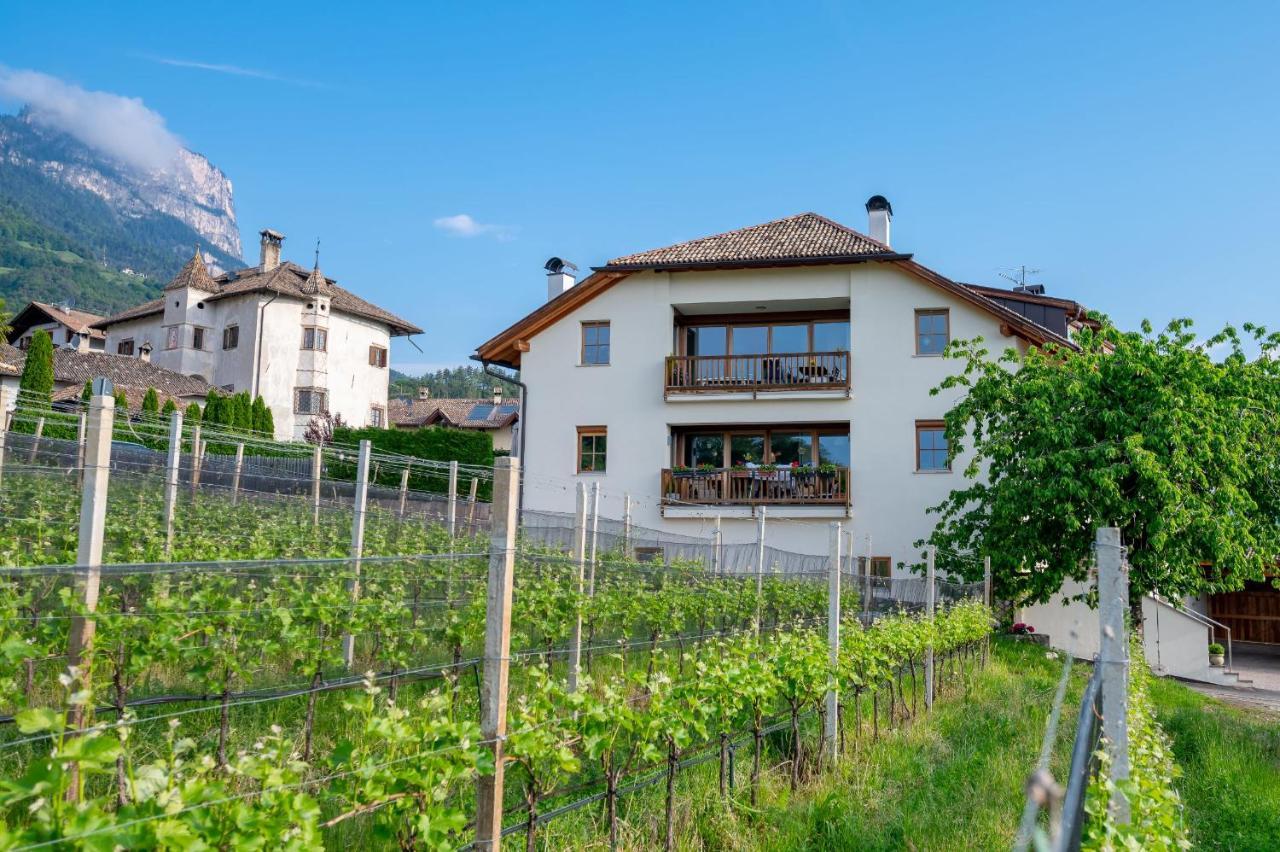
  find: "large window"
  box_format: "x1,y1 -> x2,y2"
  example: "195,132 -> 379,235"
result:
222,326 -> 239,350
678,426 -> 848,468
295,387 -> 327,415
192,327 -> 206,351
577,426 -> 607,473
370,405 -> 385,428
915,309 -> 949,356
581,321 -> 610,365
682,318 -> 850,356
302,327 -> 328,352
916,420 -> 950,471
869,556 -> 892,578
117,339 -> 135,356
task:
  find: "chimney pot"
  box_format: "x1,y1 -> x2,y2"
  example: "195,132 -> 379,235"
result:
544,256 -> 578,301
865,195 -> 892,247
259,229 -> 285,272
492,386 -> 502,406
417,386 -> 430,401
138,342 -> 153,363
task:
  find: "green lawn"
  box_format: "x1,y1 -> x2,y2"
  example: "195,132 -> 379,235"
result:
1148,676 -> 1280,851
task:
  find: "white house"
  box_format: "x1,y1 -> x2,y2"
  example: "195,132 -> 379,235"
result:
92,230 -> 422,439
475,198 -> 1094,571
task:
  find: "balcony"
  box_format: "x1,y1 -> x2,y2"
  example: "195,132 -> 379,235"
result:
660,465 -> 850,517
664,351 -> 850,399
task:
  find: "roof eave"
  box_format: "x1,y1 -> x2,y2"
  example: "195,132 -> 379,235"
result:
595,251 -> 912,273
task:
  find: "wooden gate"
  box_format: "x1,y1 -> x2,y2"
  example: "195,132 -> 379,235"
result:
1209,581 -> 1280,645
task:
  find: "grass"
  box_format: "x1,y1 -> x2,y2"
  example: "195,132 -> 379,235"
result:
1147,676 -> 1280,851
533,638 -> 1082,850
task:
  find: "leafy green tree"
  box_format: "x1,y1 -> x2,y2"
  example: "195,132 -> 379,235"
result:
141,387 -> 159,415
184,402 -> 202,424
231,391 -> 253,432
80,380 -> 92,402
16,328 -> 53,400
161,398 -> 177,416
922,318 -> 1280,613
202,389 -> 224,427
113,388 -> 127,411
251,395 -> 273,436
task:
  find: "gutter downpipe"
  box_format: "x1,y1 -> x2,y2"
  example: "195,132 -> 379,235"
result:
475,355 -> 527,525
251,289 -> 280,400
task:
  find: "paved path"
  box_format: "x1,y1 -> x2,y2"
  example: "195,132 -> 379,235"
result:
1183,682 -> 1280,714
1183,645 -> 1280,713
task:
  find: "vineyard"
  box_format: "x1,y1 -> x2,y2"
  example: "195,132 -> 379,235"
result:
0,396 -> 993,850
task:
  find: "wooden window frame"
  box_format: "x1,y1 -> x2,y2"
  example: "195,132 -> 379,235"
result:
192,327 -> 206,351
915,419 -> 951,472
915,309 -> 950,356
675,311 -> 851,356
869,556 -> 892,578
302,326 -> 328,352
117,339 -> 135,356
370,405 -> 385,428
576,425 -> 607,474
222,325 -> 239,350
294,387 -> 328,415
369,344 -> 388,368
580,321 -> 611,366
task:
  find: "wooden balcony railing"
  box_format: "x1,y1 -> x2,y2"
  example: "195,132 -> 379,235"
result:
661,466 -> 851,507
665,351 -> 851,395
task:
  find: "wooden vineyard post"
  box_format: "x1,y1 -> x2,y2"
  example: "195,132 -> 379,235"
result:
587,481 -> 600,596
188,424 -> 202,496
311,445 -> 323,527
983,555 -> 993,667
567,482 -> 588,692
162,411 -> 183,555
621,492 -> 633,558
466,477 -> 479,534
447,459 -> 459,538
397,465 -> 411,519
231,442 -> 245,505
754,507 -> 767,634
27,415 -> 44,464
65,379 -> 115,801
340,440 -> 372,669
924,545 -> 936,710
475,456 -> 519,851
0,385 -> 10,489
1097,526 -> 1130,823
824,522 -> 842,764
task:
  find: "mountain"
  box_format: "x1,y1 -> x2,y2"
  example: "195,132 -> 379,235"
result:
389,366 -> 520,400
0,110 -> 244,316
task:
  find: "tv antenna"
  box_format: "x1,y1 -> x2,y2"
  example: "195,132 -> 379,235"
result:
999,265 -> 1044,294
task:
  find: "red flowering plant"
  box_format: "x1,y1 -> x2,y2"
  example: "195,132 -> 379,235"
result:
1010,622 -> 1036,635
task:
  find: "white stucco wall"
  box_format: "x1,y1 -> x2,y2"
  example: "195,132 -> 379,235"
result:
517,263 -> 1027,570
101,292 -> 392,440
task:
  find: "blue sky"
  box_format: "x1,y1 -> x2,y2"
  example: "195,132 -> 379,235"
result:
2,2 -> 1278,370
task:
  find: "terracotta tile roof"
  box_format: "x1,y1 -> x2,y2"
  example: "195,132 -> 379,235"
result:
604,212 -> 899,269
164,248 -> 219,294
94,262 -> 423,336
389,397 -> 519,430
0,344 -> 213,404
9,301 -> 107,341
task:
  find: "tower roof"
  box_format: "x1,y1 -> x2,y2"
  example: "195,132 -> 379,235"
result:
164,246 -> 219,294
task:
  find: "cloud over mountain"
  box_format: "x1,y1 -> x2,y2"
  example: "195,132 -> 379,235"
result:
0,68 -> 182,172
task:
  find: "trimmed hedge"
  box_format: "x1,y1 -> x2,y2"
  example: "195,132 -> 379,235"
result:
332,426 -> 494,500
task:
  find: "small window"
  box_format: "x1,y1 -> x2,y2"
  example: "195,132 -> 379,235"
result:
370,405 -> 384,428
369,345 -> 388,368
581,321 -> 610,365
222,325 -> 239,350
635,546 -> 664,564
165,327 -> 180,350
869,557 -> 892,578
577,426 -> 607,473
117,339 -> 135,356
192,327 -> 205,351
65,329 -> 74,344
915,309 -> 949,356
916,420 -> 950,471
302,327 -> 328,351
295,387 -> 328,415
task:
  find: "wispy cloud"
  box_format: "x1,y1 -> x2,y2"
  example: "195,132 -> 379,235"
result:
432,213 -> 514,241
141,55 -> 325,88
0,67 -> 182,172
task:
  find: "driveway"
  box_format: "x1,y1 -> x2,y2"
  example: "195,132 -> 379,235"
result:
1184,644 -> 1280,714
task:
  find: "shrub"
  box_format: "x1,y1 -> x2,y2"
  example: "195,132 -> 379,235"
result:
1207,642 -> 1224,656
